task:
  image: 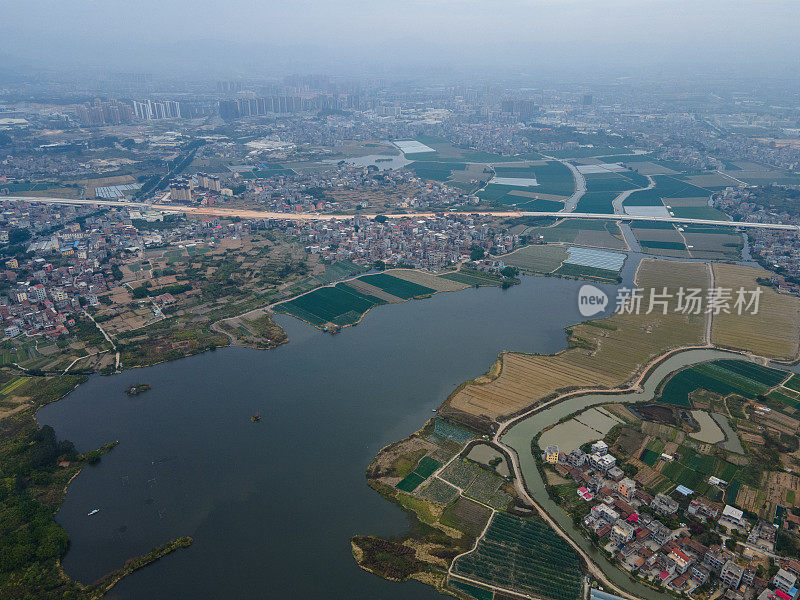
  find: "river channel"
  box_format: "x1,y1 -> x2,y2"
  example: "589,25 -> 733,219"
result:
38,275 -> 619,599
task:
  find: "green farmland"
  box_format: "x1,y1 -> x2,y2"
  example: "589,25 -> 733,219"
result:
451,512 -> 582,600
650,443 -> 743,499
274,284 -> 385,327
477,160 -> 575,205
553,263 -> 621,283
624,175 -> 714,207
575,191 -> 617,214
396,455 -> 442,492
275,272 -> 442,328
583,171 -> 649,193
406,161 -> 466,181
657,360 -> 788,407
358,273 -> 435,299
439,269 -> 504,287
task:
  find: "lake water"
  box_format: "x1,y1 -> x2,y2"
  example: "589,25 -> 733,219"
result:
38,275 -> 618,600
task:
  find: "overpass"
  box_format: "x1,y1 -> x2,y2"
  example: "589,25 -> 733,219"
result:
3,195 -> 799,232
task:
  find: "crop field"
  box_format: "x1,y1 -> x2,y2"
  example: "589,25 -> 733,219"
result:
583,171 -> 649,193
464,470 -> 512,510
274,283 -> 385,327
446,260 -> 709,418
406,161 -> 467,181
357,273 -> 435,299
448,581 -> 493,600
532,161 -> 576,196
516,199 -> 565,212
785,375 -> 800,393
521,219 -> 627,250
638,240 -> 687,251
396,455 -> 442,492
502,245 -> 568,273
711,264 -> 800,360
681,229 -> 743,261
493,165 -> 539,178
640,449 -> 659,466
478,184 -> 567,209
276,269 -> 465,328
316,260 -> 364,284
575,191 -> 617,214
402,135 -> 525,163
440,497 -> 493,537
624,175 -> 713,207
0,376 -> 31,396
653,445 -> 742,498
553,263 -> 620,282
441,458 -> 484,490
396,472 -> 426,492
657,360 -> 786,407
389,269 -> 469,292
451,513 -> 582,600
418,477 -> 461,505
440,269 -> 504,287
670,205 -> 730,220
630,224 -> 690,256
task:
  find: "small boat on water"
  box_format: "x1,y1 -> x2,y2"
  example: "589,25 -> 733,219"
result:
88,508 -> 100,516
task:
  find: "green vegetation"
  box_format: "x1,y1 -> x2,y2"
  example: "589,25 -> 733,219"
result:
554,262 -> 621,283
449,580 -> 493,600
439,268 -> 506,287
784,374 -> 800,392
520,219 -> 625,248
657,360 -> 787,407
406,161 -> 466,181
351,535 -> 431,581
638,240 -> 686,251
274,283 -> 385,327
396,455 -> 442,492
575,191 -> 617,214
358,273 -> 435,299
451,512 -> 582,600
504,245 -> 568,273
624,175 -> 713,207
583,171 -> 649,193
315,260 -> 365,284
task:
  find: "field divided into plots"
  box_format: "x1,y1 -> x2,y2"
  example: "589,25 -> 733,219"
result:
656,360 -> 787,407
478,161 -> 575,207
624,175 -> 714,207
274,284 -> 385,327
451,512 -> 582,600
711,263 -> 800,360
657,445 -> 742,498
447,260 -> 709,418
396,456 -> 443,492
439,268 -> 505,287
275,270 -> 443,328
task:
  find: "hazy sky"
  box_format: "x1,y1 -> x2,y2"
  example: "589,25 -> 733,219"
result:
2,0 -> 799,77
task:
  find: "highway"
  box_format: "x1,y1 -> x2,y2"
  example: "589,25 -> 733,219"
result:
4,195 -> 799,232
